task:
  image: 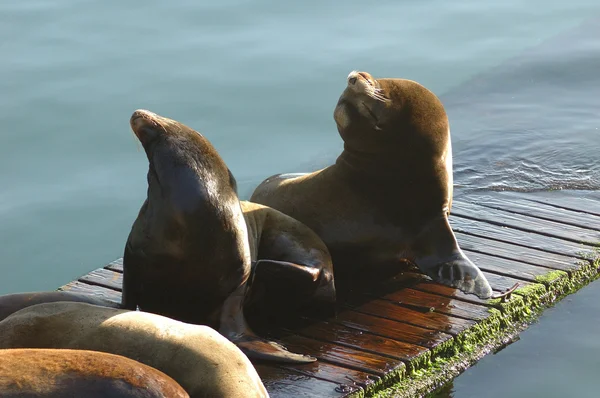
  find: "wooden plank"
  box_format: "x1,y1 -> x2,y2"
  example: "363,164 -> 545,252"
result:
516,191 -> 600,217
106,258 -> 124,273
451,201 -> 600,246
379,288 -> 491,321
255,365 -> 357,398
347,298 -> 476,336
456,232 -> 580,273
450,214 -> 596,259
473,193 -> 600,232
80,268 -> 122,291
269,334 -> 405,377
481,271 -> 530,292
464,250 -> 555,283
366,271 -> 492,307
58,280 -> 121,304
284,320 -> 428,362
412,280 -> 494,306
332,311 -> 453,349
278,361 -> 379,390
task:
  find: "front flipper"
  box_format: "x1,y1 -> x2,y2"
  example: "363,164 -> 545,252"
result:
418,250 -> 493,299
413,216 -> 493,299
253,259 -> 336,306
218,282 -> 316,364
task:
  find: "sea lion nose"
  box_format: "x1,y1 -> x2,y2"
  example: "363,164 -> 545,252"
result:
348,76 -> 357,85
130,109 -> 158,145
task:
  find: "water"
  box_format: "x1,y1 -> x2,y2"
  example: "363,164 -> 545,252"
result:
433,280 -> 600,398
1,0 -> 599,395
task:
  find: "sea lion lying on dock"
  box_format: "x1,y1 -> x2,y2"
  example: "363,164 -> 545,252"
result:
251,70 -> 493,299
123,109 -> 335,363
0,302 -> 268,398
0,348 -> 189,398
0,291 -> 120,322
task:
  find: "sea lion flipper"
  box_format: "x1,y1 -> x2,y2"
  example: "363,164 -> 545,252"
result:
234,336 -> 317,364
253,259 -> 336,305
422,254 -> 493,299
219,283 -> 317,364
413,217 -> 493,299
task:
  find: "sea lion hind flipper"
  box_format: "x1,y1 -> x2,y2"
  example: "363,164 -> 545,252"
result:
234,335 -> 317,364
218,282 -> 317,364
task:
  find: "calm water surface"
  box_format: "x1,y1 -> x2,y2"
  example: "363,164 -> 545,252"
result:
1,1 -> 599,396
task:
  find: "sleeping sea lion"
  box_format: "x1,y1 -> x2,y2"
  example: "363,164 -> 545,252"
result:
251,71 -> 493,299
0,302 -> 268,398
0,348 -> 189,398
0,291 -> 120,322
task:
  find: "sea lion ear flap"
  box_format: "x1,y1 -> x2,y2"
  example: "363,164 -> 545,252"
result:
227,168 -> 238,195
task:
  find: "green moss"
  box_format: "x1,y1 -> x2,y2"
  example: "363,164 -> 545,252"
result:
535,270 -> 568,285
355,248 -> 600,398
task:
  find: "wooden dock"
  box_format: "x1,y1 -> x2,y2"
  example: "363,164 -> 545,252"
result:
59,190 -> 600,398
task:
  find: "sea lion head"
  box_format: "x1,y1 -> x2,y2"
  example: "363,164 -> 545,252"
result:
333,71 -> 449,157
128,109 -> 247,267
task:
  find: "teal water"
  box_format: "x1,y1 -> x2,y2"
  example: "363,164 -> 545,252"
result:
1,1 -> 599,396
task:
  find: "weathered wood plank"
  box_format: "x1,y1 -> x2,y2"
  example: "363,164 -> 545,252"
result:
456,232 -> 580,273
365,271 -> 493,307
332,310 -> 453,349
106,258 -> 124,273
379,288 -> 491,321
80,268 -> 122,291
481,271 -> 530,292
514,191 -> 600,217
450,214 -> 596,259
347,298 -> 476,336
255,365 -> 357,398
412,280 -> 493,306
269,334 -> 405,377
464,250 -> 556,283
452,201 -> 600,246
284,320 -> 427,362
278,361 -> 379,390
58,280 -> 121,304
473,193 -> 600,232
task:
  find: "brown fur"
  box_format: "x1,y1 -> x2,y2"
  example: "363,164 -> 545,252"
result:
123,110 -> 333,363
0,348 -> 189,397
0,291 -> 120,323
0,302 -> 268,398
251,71 -> 492,298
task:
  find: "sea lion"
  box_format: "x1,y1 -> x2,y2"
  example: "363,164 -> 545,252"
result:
0,302 -> 268,398
123,109 -> 335,363
0,291 -> 120,322
251,71 -> 493,299
0,348 -> 189,398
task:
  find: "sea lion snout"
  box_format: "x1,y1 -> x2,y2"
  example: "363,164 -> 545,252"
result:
347,70 -> 376,88
130,109 -> 162,145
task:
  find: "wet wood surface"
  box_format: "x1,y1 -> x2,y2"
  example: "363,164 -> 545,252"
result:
58,191 -> 600,397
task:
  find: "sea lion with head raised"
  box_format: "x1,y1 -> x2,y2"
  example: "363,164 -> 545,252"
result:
251,71 -> 493,299
0,302 -> 267,398
0,348 -> 189,398
124,109 -> 335,363
0,291 -> 120,323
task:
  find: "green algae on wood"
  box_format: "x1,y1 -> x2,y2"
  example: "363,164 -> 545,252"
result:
362,255 -> 600,398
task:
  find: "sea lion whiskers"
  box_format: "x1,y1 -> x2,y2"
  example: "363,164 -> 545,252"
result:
369,88 -> 390,103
